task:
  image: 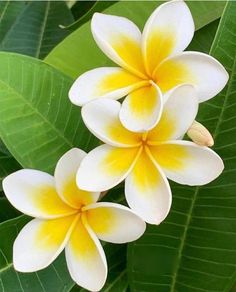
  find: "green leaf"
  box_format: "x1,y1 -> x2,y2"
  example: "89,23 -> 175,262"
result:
128,2 -> 236,292
0,216 -> 75,291
0,52 -> 98,173
45,0 -> 226,79
0,198 -> 20,222
0,140 -> 21,191
0,1 -> 74,59
0,1 -> 26,44
68,0 -> 116,31
187,19 -> 219,53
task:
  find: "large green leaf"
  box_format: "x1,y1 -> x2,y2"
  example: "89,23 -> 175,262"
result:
45,0 -> 226,79
0,52 -> 98,173
68,1 -> 116,31
0,197 -> 20,222
0,140 -> 21,190
0,1 -> 26,44
128,2 -> 236,291
0,1 -> 74,59
187,19 -> 219,53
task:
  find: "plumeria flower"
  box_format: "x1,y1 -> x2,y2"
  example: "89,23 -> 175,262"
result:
3,149 -> 145,292
69,0 -> 228,133
76,85 -> 224,225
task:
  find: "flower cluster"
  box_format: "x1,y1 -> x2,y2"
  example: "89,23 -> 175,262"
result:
3,1 -> 228,291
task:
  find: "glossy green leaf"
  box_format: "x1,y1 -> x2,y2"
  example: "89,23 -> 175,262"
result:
0,52 -> 98,173
0,1 -> 26,44
0,1 -> 74,59
67,0 -> 116,31
0,198 -> 20,222
0,140 -> 21,191
187,19 -> 219,53
128,2 -> 236,291
45,0 -> 226,79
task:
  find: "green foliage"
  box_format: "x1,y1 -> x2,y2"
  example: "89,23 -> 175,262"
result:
0,52 -> 98,173
0,1 -> 235,291
128,2 -> 236,291
0,140 -> 21,190
45,0 -> 226,79
0,1 -> 74,59
68,1 -> 116,31
0,1 -> 26,44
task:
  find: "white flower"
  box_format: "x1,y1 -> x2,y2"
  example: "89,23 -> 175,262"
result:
76,85 -> 224,225
3,149 -> 145,292
69,0 -> 228,132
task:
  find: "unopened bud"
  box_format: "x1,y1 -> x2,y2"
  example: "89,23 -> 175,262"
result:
187,121 -> 214,147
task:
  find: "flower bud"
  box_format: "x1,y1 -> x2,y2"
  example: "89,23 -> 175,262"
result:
187,121 -> 214,147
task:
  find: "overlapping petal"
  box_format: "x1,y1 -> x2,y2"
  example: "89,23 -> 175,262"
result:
154,52 -> 229,101
69,67 -> 147,106
82,99 -> 141,147
66,216 -> 107,292
84,202 -> 146,243
119,83 -> 163,132
142,0 -> 194,75
77,144 -> 141,192
14,215 -> 78,272
125,149 -> 172,225
91,13 -> 146,78
54,148 -> 100,209
3,170 -> 76,219
150,141 -> 224,186
148,84 -> 198,142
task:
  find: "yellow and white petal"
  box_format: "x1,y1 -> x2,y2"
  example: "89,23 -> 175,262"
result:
154,52 -> 229,101
148,84 -> 198,142
13,215 -> 77,272
84,202 -> 146,243
91,13 -> 146,78
125,148 -> 172,225
3,170 -> 76,219
82,99 -> 142,147
150,141 -> 224,186
54,149 -> 100,209
69,67 -> 146,106
142,0 -> 194,75
119,83 -> 163,132
65,216 -> 107,292
77,144 -> 141,192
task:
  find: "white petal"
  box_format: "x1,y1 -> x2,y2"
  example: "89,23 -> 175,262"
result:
66,216 -> 107,292
13,216 -> 77,272
154,52 -> 229,102
142,0 -> 194,75
148,84 -> 198,142
91,13 -> 146,78
69,67 -> 145,106
54,148 -> 100,209
119,83 -> 163,132
3,170 -> 76,219
84,202 -> 146,243
125,149 -> 172,225
77,144 -> 141,192
82,99 -> 142,147
150,141 -> 224,186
